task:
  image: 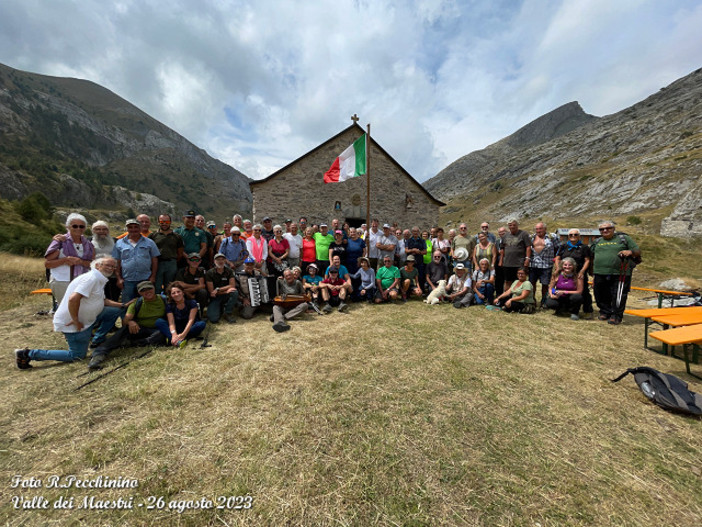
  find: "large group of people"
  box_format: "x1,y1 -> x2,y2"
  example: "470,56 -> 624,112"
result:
14,211 -> 641,371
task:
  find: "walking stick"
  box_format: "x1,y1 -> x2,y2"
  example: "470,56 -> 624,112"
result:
74,347 -> 155,391
615,257 -> 629,309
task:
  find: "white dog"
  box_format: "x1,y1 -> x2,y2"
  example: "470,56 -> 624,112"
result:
424,280 -> 447,305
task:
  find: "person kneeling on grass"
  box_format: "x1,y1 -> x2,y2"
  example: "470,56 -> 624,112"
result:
375,256 -> 401,304
544,257 -> 584,320
87,281 -> 167,370
400,255 -> 422,301
155,284 -> 207,347
493,267 -> 536,314
15,258 -> 125,370
302,263 -> 323,308
320,266 -> 349,313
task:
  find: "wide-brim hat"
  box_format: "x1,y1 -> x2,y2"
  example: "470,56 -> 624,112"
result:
454,248 -> 469,261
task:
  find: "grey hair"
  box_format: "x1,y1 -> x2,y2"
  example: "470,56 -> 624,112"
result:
273,224 -> 283,232
479,258 -> 490,265
253,223 -> 262,231
561,257 -> 578,271
598,220 -> 615,228
92,220 -> 109,230
65,213 -> 87,228
91,256 -> 116,269
232,214 -> 242,222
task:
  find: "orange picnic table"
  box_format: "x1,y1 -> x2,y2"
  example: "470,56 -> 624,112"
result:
624,306 -> 702,349
649,324 -> 702,379
629,286 -> 693,308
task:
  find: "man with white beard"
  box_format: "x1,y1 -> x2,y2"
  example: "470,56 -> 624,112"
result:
90,221 -> 120,301
14,258 -> 126,369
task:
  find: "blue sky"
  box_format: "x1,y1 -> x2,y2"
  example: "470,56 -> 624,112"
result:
1,0 -> 701,182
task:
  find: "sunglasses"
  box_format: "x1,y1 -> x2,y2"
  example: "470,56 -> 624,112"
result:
599,227 -> 614,232
568,234 -> 580,237
71,225 -> 86,229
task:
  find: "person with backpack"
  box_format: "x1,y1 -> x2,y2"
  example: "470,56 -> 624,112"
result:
88,281 -> 167,370
591,221 -> 641,325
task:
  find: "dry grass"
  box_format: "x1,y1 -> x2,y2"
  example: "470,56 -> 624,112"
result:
1,256 -> 701,526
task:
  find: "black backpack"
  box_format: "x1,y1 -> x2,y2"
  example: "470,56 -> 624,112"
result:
612,367 -> 702,416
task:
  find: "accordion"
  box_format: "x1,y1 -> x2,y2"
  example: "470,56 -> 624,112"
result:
248,277 -> 270,307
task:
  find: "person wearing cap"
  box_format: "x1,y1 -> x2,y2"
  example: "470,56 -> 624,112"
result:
302,263 -> 323,307
284,218 -> 293,233
175,211 -> 207,265
376,224 -> 398,268
205,253 -> 238,323
328,229 -> 347,264
173,252 -> 209,311
261,217 -> 275,242
324,255 -> 352,292
445,262 -> 473,308
350,257 -> 376,302
219,226 -> 249,272
88,280 -> 167,370
149,213 -> 184,294
374,255 -> 401,303
14,258 -> 126,370
313,223 -> 334,274
272,268 -> 307,332
112,218 -> 160,303
115,213 -> 152,239
400,255 -> 422,301
236,256 -> 266,319
320,266 -> 349,313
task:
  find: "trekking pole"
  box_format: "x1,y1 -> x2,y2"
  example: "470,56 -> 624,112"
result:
199,321 -> 213,349
615,257 -> 629,309
74,347 -> 154,391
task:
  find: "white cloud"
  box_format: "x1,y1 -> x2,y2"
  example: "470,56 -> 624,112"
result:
0,0 -> 700,182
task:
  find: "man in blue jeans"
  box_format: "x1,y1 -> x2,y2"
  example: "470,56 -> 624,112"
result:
15,258 -> 126,369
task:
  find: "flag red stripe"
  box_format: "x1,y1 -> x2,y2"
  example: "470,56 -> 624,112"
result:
323,157 -> 341,183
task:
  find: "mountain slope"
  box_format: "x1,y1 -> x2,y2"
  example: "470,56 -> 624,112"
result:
0,62 -> 251,219
425,68 -> 702,237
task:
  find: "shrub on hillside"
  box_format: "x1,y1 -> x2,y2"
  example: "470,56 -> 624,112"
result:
13,191 -> 54,222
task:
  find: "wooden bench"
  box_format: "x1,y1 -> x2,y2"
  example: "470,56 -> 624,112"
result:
630,286 -> 694,308
624,306 -> 702,349
649,324 -> 702,379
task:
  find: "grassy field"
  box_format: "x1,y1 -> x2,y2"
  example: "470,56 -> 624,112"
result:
1,254 -> 701,526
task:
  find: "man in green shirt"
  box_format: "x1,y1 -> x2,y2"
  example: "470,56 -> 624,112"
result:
88,281 -> 166,369
174,210 -> 207,266
375,256 -> 401,303
592,221 -> 641,325
314,223 -> 334,274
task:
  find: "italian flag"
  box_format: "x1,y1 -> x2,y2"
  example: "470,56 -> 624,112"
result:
323,134 -> 366,183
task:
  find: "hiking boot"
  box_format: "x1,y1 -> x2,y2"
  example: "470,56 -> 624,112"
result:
608,317 -> 622,325
598,314 -> 609,321
223,313 -> 236,324
88,352 -> 107,370
338,302 -> 348,313
581,312 -> 593,320
322,303 -> 332,314
15,348 -> 32,370
570,314 -> 580,321
89,338 -> 104,349
269,314 -> 274,322
272,321 -> 290,333
453,301 -> 464,308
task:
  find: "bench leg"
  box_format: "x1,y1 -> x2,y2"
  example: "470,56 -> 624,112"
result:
683,344 -> 702,380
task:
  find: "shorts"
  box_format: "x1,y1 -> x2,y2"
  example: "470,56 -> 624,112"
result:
529,267 -> 552,285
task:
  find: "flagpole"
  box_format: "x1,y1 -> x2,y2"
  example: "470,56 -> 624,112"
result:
365,123 -> 371,232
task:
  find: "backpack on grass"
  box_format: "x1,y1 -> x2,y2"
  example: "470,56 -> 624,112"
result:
611,367 -> 702,416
